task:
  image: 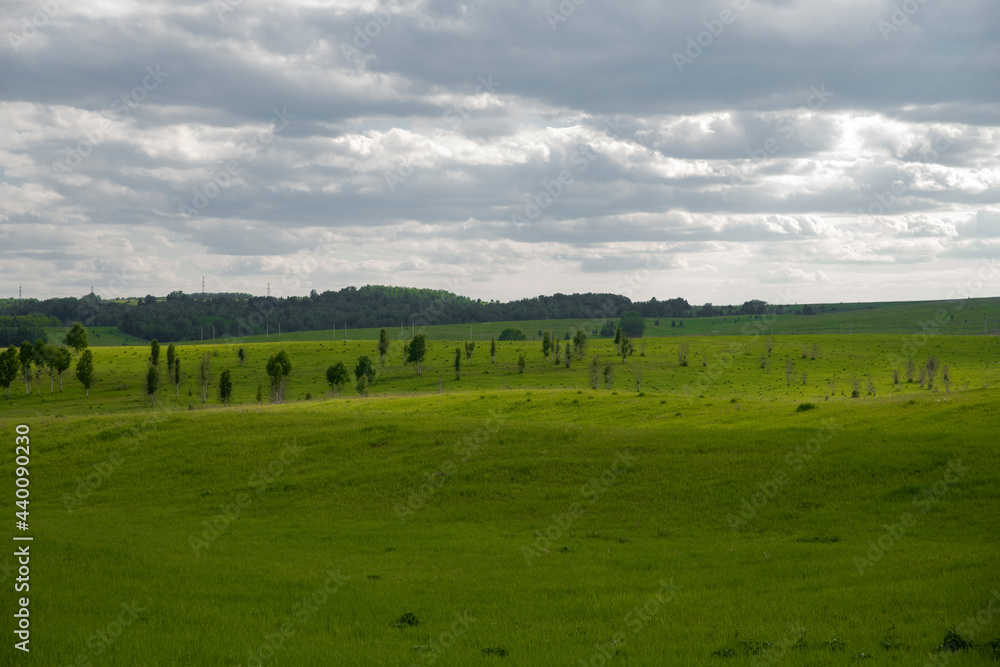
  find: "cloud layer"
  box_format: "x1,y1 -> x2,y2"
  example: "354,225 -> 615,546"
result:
1,0 -> 998,303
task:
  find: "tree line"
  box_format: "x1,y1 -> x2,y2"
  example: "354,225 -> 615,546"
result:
0,286 -> 786,343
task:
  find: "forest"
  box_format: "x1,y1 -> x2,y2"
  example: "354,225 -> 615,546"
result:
0,285 -> 775,343
0,285 -> 712,343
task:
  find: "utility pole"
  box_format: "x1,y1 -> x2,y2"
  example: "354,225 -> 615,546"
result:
266,323 -> 269,340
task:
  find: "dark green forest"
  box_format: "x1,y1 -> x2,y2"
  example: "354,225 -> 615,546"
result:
0,285 -> 770,343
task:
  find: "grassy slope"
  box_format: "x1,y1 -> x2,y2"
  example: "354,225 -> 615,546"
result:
6,334 -> 1000,418
3,389 -> 998,665
5,322 -> 999,664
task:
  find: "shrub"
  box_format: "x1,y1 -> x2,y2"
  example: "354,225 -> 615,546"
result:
498,328 -> 527,341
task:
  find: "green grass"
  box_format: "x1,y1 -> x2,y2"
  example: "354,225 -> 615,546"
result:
3,320 -> 999,665
42,326 -> 142,347
3,388 -> 999,665
6,333 -> 1000,418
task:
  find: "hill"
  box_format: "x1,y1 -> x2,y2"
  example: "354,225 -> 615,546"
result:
9,388 -> 999,664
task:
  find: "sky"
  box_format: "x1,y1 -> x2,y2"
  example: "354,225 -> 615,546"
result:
1,0 -> 998,305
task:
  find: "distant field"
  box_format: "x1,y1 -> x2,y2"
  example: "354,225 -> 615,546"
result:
197,296 -> 1000,343
41,326 -> 143,347
42,297 -> 1000,348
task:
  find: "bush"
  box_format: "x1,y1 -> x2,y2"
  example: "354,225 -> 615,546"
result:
796,402 -> 818,412
498,328 -> 527,341
620,310 -> 645,338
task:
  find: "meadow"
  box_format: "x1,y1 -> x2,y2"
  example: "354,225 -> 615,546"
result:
45,296 -> 1000,348
3,310 -> 999,665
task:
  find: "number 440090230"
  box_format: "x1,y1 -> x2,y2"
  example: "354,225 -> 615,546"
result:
15,425 -> 30,524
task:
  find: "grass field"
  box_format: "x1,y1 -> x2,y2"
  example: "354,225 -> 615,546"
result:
43,297 -> 1000,347
4,317 -> 1000,665
7,331 -> 1000,419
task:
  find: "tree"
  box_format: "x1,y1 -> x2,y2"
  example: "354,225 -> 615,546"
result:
599,321 -> 615,337
64,322 -> 89,359
465,341 -> 475,364
326,361 -> 349,397
266,350 -> 292,403
219,369 -> 233,405
517,353 -> 526,373
603,363 -> 614,389
564,342 -> 572,368
28,339 -> 45,395
619,333 -> 632,364
166,344 -> 176,384
238,347 -> 246,366
43,344 -> 62,393
76,349 -> 94,397
354,355 -> 377,387
356,374 -> 369,396
19,341 -> 33,395
542,331 -> 552,360
407,334 -> 427,375
454,347 -> 462,379
677,343 -> 689,366
498,328 -> 527,341
0,346 -> 19,398
145,364 -> 159,406
255,380 -> 263,405
572,329 -> 587,360
378,329 -> 390,365
620,311 -> 645,338
199,353 -> 211,403
589,354 -> 601,389
149,339 -> 160,366
925,356 -> 939,390
30,338 -> 50,395
614,326 -> 622,347
490,336 -> 497,364
173,356 -> 181,398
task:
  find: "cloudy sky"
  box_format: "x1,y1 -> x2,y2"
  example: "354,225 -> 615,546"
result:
1,0 -> 998,304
